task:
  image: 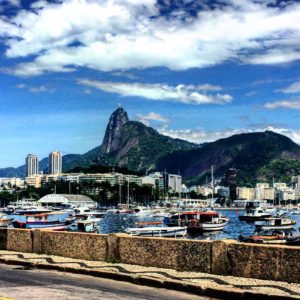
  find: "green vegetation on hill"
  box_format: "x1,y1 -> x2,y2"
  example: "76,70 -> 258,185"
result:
157,131 -> 300,186
107,121 -> 197,172
258,159 -> 300,184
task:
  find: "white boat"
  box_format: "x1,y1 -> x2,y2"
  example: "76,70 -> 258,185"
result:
290,208 -> 300,215
151,211 -> 171,218
165,211 -> 229,232
201,216 -> 230,231
131,207 -> 153,217
239,203 -> 272,221
70,219 -> 99,233
125,226 -> 187,237
255,217 -> 297,231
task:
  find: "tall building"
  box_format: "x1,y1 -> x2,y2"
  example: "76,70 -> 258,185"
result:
49,151 -> 62,175
225,168 -> 237,200
25,154 -> 39,177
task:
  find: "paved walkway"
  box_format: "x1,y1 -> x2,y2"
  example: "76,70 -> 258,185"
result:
0,250 -> 299,299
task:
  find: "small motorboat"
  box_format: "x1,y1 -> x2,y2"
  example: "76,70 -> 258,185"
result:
124,225 -> 187,237
164,211 -> 229,232
290,208 -> 300,215
239,203 -> 272,221
255,217 -> 296,231
239,230 -> 300,245
70,219 -> 99,233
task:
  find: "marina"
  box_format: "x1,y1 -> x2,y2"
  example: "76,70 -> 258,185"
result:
0,201 -> 299,243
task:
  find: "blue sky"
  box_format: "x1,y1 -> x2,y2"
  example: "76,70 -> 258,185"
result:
1,0 -> 300,168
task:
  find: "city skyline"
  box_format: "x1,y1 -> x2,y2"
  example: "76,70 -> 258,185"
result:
2,1 -> 300,167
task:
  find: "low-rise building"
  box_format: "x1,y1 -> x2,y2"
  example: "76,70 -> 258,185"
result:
237,187 -> 255,200
25,175 -> 42,188
37,194 -> 95,208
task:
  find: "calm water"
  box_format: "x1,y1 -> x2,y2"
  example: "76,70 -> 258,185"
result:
99,209 -> 300,241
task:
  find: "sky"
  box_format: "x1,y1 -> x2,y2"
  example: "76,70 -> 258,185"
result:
1,0 -> 300,167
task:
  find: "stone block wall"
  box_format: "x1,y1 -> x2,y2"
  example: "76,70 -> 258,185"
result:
7,229 -> 32,253
0,228 -> 299,283
118,235 -> 212,272
41,231 -> 107,261
227,242 -> 300,283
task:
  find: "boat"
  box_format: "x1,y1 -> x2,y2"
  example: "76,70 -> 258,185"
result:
131,207 -> 153,217
74,207 -> 105,221
239,230 -> 300,245
290,208 -> 300,215
255,217 -> 296,231
164,211 -> 229,232
125,225 -> 187,237
11,212 -> 74,230
239,202 -> 272,221
70,219 -> 99,233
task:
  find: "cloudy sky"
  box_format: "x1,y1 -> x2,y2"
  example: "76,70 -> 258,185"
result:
1,0 -> 300,167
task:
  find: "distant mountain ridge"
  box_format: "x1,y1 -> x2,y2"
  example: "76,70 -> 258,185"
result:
156,130 -> 300,185
1,108 -> 300,186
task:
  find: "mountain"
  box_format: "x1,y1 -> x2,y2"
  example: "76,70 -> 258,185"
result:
101,107 -> 129,154
103,120 -> 197,171
0,107 -> 196,177
156,130 -> 300,185
2,107 -> 300,185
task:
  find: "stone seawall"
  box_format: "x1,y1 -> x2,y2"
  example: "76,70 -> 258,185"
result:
0,228 -> 299,283
118,235 -> 212,272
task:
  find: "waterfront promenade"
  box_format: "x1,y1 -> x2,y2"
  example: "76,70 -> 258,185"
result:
0,263 -> 207,300
0,250 -> 299,299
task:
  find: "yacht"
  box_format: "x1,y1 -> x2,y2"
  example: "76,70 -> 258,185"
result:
255,217 -> 296,231
239,202 -> 272,221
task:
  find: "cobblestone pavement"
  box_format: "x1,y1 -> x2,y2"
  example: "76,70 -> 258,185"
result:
0,250 -> 299,299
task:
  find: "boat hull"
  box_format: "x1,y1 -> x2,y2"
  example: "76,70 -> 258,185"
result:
125,226 -> 187,237
239,215 -> 271,221
256,224 -> 295,231
12,220 -> 70,230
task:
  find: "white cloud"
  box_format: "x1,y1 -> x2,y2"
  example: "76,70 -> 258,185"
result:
6,0 -> 21,7
16,83 -> 53,93
77,79 -> 233,105
136,112 -> 169,126
278,82 -> 300,94
1,0 -> 300,76
264,100 -> 300,109
159,126 -> 300,144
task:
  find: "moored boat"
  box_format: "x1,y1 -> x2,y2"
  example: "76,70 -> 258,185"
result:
11,212 -> 74,230
290,208 -> 300,215
70,219 -> 99,233
125,225 -> 187,237
239,202 -> 271,221
164,211 -> 229,232
255,217 -> 296,231
239,230 -> 300,245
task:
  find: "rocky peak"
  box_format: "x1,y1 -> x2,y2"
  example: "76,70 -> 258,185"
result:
101,107 -> 129,154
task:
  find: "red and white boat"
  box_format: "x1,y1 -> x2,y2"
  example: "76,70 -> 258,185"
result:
164,211 -> 229,232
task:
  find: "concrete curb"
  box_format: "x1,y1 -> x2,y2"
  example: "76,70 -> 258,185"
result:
0,257 -> 299,300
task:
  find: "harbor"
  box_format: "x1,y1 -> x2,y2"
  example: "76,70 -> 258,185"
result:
1,197 -> 300,244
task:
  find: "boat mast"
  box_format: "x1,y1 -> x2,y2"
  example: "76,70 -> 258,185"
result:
211,165 -> 214,207
127,175 -> 130,207
119,174 -> 122,205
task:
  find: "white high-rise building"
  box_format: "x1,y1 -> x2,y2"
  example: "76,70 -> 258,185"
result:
49,151 -> 62,175
25,154 -> 39,177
